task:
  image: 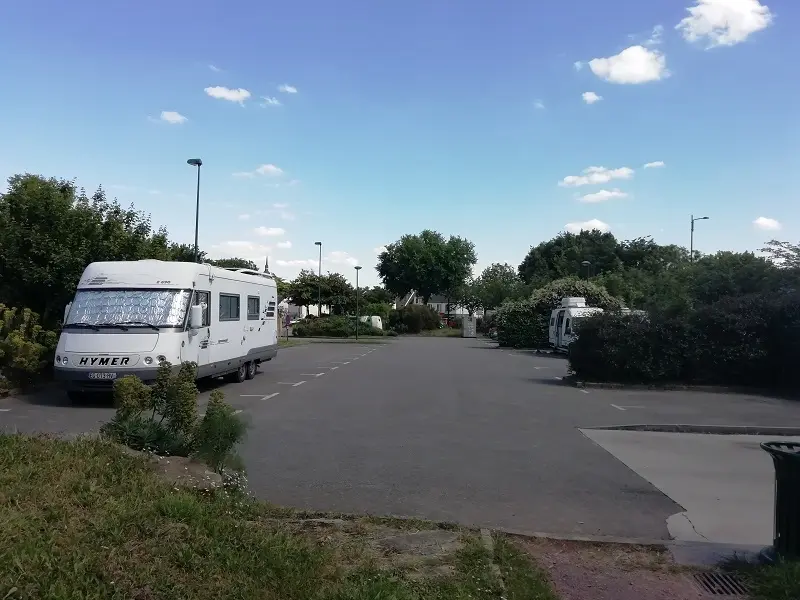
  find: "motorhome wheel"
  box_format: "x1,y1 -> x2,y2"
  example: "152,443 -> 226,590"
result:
246,361 -> 257,380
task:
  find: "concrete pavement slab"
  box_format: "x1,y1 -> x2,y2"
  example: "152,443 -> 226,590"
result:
580,429 -> 800,545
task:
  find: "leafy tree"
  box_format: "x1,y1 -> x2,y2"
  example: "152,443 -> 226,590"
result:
207,257 -> 259,270
321,272 -> 355,315
453,278 -> 484,316
761,240 -> 800,270
377,230 -> 477,303
477,263 -> 523,310
0,174 -> 174,327
361,286 -> 394,305
518,230 -> 622,285
688,251 -> 783,305
274,276 -> 290,302
285,269 -> 319,316
166,243 -> 205,263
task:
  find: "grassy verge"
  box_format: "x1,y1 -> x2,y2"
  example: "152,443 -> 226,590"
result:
279,338 -> 309,347
493,535 -> 559,600
407,329 -> 463,338
285,336 -> 389,344
0,434 -> 556,600
733,560 -> 800,600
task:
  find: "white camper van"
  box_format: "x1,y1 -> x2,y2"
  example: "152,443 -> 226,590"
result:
548,297 -> 603,353
54,260 -> 279,399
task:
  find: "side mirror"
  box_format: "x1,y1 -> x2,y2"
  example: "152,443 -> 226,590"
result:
63,302 -> 72,323
189,305 -> 203,329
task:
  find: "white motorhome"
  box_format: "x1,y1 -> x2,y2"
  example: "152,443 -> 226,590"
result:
548,297 -> 603,353
54,260 -> 279,399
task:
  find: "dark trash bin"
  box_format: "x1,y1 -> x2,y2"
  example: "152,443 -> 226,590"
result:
760,441 -> 800,561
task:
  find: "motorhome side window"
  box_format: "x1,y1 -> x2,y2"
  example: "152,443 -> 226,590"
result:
194,291 -> 211,327
247,296 -> 260,320
565,319 -> 571,335
219,293 -> 240,321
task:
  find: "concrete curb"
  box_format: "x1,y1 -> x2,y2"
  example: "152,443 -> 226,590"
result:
582,424 -> 800,436
569,378 -> 798,399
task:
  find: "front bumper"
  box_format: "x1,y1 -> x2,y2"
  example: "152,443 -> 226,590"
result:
54,366 -> 161,393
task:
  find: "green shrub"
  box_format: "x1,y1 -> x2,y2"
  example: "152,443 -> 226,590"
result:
0,304 -> 58,391
293,315 -> 383,338
496,278 -> 621,348
568,291 -> 800,388
194,389 -> 249,473
386,304 -> 440,334
102,361 -> 248,472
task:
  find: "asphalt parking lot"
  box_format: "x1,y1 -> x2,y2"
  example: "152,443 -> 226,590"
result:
3,336 -> 799,541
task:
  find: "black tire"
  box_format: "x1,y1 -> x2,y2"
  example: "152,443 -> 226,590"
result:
229,363 -> 247,383
245,361 -> 257,380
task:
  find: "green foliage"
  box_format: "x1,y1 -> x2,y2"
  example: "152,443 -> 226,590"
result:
206,257 -> 259,270
194,389 -> 249,473
0,304 -> 58,391
377,230 -> 477,303
292,315 -> 384,338
361,286 -> 394,305
760,239 -> 800,270
285,269 -> 319,312
569,291 -> 800,388
322,272 -> 355,315
453,278 -> 484,316
363,302 -> 392,321
387,304 -> 441,334
477,263 -> 526,310
103,361 -> 246,471
495,278 -> 620,348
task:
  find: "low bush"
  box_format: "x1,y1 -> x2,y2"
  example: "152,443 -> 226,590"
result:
292,315 -> 384,338
0,304 -> 58,393
101,361 -> 248,472
569,291 -> 800,388
496,278 -> 621,348
386,304 -> 441,334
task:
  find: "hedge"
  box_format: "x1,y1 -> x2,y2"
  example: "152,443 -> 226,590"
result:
568,290 -> 800,389
495,277 -> 622,348
386,304 -> 441,334
0,304 -> 58,393
292,315 -> 384,338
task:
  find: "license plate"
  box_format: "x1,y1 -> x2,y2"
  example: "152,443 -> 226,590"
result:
88,372 -> 117,380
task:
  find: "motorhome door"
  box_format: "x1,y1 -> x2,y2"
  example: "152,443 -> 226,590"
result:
555,310 -> 566,348
192,289 -> 211,367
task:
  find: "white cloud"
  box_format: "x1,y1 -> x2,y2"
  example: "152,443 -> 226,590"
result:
254,226 -> 286,237
275,258 -> 316,268
374,245 -> 387,254
262,96 -> 281,107
278,84 -> 298,94
238,214 -> 250,221
580,188 -> 628,203
677,0 -> 774,48
534,99 -> 545,109
646,24 -> 665,46
573,61 -> 584,71
753,216 -> 781,231
588,45 -> 669,84
209,240 -> 271,262
327,250 -> 359,267
272,202 -> 289,209
256,164 -> 283,176
565,219 -> 611,234
276,241 -> 292,249
582,91 -> 603,104
644,160 -> 666,168
209,64 -> 221,72
204,86 -> 251,104
160,110 -> 188,124
559,166 -> 635,187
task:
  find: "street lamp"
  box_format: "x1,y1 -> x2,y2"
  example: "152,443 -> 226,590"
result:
186,158 -> 203,263
354,266 -> 362,341
314,241 -> 322,317
581,260 -> 592,280
690,215 -> 710,263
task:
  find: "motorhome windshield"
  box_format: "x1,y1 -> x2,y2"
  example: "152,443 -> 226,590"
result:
65,289 -> 191,328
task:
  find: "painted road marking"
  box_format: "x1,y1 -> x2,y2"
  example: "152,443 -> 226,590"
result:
328,366 -> 339,370
533,366 -> 550,370
261,393 -> 280,400
241,394 -> 265,397
233,409 -> 243,415
292,381 -> 306,387
301,373 -> 326,377
342,361 -> 351,365
580,389 -> 590,394
0,408 -> 10,412
554,376 -> 563,380
610,404 -> 644,411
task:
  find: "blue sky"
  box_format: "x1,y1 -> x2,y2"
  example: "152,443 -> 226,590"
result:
1,0 -> 796,286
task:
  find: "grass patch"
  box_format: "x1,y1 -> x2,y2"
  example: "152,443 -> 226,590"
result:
279,338 -> 308,348
0,433 -> 532,600
732,559 -> 800,600
408,328 -> 463,338
493,535 -> 559,600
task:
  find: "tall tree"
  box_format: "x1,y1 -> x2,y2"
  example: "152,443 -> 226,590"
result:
284,269 -> 319,316
454,278 -> 484,316
377,230 -> 477,303
207,257 -> 259,270
518,230 -> 623,285
321,272 -> 355,315
361,286 -> 394,305
478,263 -> 522,310
761,240 -> 800,270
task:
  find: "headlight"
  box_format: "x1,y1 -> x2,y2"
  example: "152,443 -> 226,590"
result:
144,356 -> 153,365
157,355 -> 166,363
55,355 -> 61,364
62,356 -> 68,365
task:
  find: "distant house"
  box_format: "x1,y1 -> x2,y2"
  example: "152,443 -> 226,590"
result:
395,291 -> 484,318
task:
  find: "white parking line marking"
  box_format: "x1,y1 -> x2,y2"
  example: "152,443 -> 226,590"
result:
342,361 -> 351,365
554,376 -> 563,380
533,366 -> 550,370
611,404 -> 625,410
328,366 -> 339,370
261,393 -> 280,400
241,394 -> 265,397
292,381 -> 306,387
610,404 -> 643,410
580,389 -> 590,394
278,382 -> 303,385
233,409 -> 243,415
301,373 -> 326,377
0,408 -> 10,412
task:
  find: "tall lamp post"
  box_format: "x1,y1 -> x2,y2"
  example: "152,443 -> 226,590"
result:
187,158 -> 203,262
581,260 -> 592,280
354,266 -> 362,341
690,215 -> 710,263
314,241 -> 322,317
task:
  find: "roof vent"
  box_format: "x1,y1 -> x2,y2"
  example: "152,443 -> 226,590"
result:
561,297 -> 587,308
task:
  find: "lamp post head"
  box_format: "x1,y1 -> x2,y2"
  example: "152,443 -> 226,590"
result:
581,260 -> 591,267
698,216 -> 709,220
355,266 -> 362,271
187,158 -> 202,167
314,241 -> 322,246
